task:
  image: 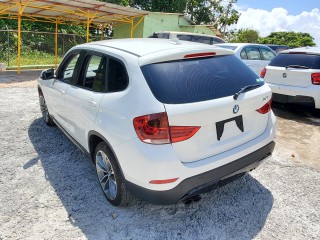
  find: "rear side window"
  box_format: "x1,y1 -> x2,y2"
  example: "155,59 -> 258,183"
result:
243,47 -> 261,60
107,58 -> 128,92
177,35 -> 192,42
80,55 -> 106,92
212,37 -> 225,44
149,33 -> 169,39
141,55 -> 264,104
260,48 -> 276,60
269,53 -> 320,69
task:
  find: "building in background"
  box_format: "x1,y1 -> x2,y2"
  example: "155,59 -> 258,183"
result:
113,12 -> 222,39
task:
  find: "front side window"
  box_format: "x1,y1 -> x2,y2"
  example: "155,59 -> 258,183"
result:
60,53 -> 80,83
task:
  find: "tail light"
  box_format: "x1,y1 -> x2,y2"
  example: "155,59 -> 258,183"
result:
311,73 -> 320,85
260,68 -> 267,78
133,112 -> 200,144
256,99 -> 272,114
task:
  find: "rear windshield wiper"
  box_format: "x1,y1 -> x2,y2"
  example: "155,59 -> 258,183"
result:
233,84 -> 261,100
285,65 -> 310,69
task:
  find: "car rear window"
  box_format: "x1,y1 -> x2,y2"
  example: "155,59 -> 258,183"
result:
269,53 -> 320,69
141,55 -> 264,104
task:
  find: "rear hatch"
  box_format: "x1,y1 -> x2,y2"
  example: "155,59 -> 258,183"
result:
265,53 -> 320,87
141,54 -> 272,163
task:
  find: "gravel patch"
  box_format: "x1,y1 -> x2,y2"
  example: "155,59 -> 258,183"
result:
0,86 -> 319,240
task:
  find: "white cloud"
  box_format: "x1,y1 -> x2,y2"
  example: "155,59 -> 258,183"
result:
230,7 -> 320,46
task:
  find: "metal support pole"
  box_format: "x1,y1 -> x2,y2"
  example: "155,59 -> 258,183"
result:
130,18 -> 134,38
17,10 -> 21,75
55,18 -> 58,67
86,16 -> 90,42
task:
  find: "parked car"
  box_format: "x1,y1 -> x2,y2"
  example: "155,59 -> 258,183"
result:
149,31 -> 226,44
215,43 -> 276,75
38,38 -> 276,206
264,44 -> 290,53
261,47 -> 320,109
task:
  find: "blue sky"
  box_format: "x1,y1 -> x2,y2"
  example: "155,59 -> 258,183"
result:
237,0 -> 319,15
233,0 -> 320,45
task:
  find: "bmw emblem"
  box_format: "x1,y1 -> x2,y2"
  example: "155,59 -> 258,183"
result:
233,104 -> 239,114
283,73 -> 287,78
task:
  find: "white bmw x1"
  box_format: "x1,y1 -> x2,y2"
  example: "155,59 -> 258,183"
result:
38,38 -> 276,206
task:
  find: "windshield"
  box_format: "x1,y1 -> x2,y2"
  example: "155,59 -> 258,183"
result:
141,55 -> 264,104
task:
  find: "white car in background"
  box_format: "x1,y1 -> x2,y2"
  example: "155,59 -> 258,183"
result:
261,47 -> 320,109
216,43 -> 276,75
37,38 -> 276,206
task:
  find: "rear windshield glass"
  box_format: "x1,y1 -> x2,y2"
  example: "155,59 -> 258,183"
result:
269,53 -> 320,69
141,55 -> 264,104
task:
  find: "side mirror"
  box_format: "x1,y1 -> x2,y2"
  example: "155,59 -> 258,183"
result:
40,68 -> 55,80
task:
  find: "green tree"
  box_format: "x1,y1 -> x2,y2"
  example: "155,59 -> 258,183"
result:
179,0 -> 240,34
227,29 -> 260,43
259,32 -> 316,47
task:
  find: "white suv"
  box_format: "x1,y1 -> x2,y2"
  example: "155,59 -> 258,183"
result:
261,47 -> 320,109
38,38 -> 276,206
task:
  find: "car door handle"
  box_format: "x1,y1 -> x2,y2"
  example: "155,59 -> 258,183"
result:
246,64 -> 251,66
85,99 -> 97,107
59,89 -> 66,95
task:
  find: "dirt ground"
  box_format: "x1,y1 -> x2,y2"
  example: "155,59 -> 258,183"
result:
0,72 -> 319,239
272,103 -> 320,169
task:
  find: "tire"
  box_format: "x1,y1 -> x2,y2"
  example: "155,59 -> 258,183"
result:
94,142 -> 132,206
38,92 -> 55,126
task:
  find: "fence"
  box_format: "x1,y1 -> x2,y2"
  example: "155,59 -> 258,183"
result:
0,30 -> 105,68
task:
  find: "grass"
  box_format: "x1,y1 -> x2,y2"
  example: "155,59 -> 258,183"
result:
1,50 -> 62,67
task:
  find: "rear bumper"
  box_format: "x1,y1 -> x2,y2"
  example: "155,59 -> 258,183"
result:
126,141 -> 275,205
272,93 -> 315,108
267,83 -> 320,109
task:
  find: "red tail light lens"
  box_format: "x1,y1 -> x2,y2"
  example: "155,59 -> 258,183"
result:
133,112 -> 200,144
133,112 -> 170,144
260,68 -> 267,78
311,73 -> 320,85
170,126 -> 200,143
256,99 -> 272,114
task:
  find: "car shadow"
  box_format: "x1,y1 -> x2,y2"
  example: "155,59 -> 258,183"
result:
27,117 -> 274,239
272,102 -> 320,126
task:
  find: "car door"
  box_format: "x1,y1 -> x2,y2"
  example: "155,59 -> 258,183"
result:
47,52 -> 81,127
62,52 -> 106,150
240,46 -> 261,74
